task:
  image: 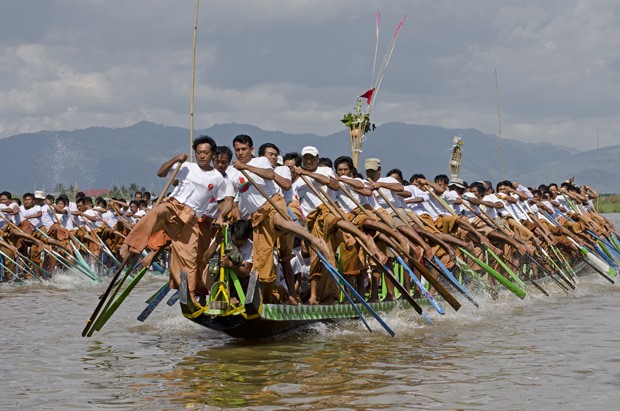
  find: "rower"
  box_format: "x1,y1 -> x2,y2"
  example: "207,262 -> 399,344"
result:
227,136 -> 330,304
120,135 -> 231,305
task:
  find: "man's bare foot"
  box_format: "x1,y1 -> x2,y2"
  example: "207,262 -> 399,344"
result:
411,247 -> 424,262
286,294 -> 301,305
465,241 -> 476,255
120,244 -> 130,260
365,237 -> 387,264
314,239 -> 331,260
140,250 -> 157,269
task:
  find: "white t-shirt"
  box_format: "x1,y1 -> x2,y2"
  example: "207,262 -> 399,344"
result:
20,205 -> 42,229
442,189 -> 461,215
9,202 -> 21,225
0,203 -> 10,229
482,193 -> 502,219
336,176 -> 365,213
82,209 -> 99,231
403,184 -> 429,215
100,210 -> 118,229
461,192 -> 480,221
227,157 -> 279,216
516,184 -> 534,200
204,174 -> 235,218
62,202 -> 78,229
293,166 -> 337,217
500,194 -> 527,220
274,165 -> 294,204
58,206 -> 72,228
372,177 -> 405,215
425,189 -> 453,217
555,194 -> 571,213
168,162 -> 227,218
40,204 -> 56,230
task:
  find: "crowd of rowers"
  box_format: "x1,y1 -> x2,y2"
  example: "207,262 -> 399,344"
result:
1,133 -> 615,308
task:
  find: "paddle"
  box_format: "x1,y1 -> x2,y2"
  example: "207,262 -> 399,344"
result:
89,250 -> 165,334
82,253 -> 137,337
369,185 -> 462,311
390,248 -> 444,314
137,281 -> 171,322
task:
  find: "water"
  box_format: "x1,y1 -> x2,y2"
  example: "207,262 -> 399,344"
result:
1,216 -> 620,410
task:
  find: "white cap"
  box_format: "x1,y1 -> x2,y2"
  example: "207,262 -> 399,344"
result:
34,190 -> 46,199
277,155 -> 283,166
301,146 -> 319,157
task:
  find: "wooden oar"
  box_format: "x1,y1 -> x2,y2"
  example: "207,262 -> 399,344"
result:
390,248 -> 444,314
542,210 -> 615,282
298,173 -> 431,317
137,281 -> 171,322
338,180 -> 478,308
370,186 -> 462,311
89,250 -> 165,335
82,253 -> 137,337
459,247 -> 526,299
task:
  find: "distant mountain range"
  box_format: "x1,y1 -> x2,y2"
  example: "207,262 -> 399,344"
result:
1,121 -> 618,194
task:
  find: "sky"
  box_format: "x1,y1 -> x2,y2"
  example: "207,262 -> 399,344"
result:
1,0 -> 619,150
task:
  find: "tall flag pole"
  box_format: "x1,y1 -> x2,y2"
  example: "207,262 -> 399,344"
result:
495,67 -> 504,179
189,0 -> 200,162
596,122 -> 599,210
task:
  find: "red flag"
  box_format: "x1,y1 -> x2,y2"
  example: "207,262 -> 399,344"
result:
359,88 -> 375,104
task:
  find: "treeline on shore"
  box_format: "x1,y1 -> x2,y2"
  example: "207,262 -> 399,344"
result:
597,194 -> 620,213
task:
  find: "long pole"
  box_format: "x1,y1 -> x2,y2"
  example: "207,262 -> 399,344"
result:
495,67 -> 504,179
189,0 -> 200,162
596,122 -> 599,211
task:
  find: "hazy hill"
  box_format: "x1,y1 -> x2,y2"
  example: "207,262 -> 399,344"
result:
1,121 -> 617,194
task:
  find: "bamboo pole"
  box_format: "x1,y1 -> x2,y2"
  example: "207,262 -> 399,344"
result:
495,67 -> 504,179
189,0 -> 200,163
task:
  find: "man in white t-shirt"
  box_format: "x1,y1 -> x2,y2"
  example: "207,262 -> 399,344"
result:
227,135 -> 330,304
0,191 -> 20,276
121,135 -> 232,303
18,192 -> 45,271
258,142 -> 302,304
291,148 -> 385,304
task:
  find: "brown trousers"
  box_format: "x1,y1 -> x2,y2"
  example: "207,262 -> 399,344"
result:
123,199 -> 202,296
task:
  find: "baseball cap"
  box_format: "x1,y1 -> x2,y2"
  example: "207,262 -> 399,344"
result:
34,191 -> 47,199
449,178 -> 466,189
301,146 -> 319,157
364,158 -> 381,171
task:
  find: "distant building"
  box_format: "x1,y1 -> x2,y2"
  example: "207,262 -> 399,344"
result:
83,189 -> 109,198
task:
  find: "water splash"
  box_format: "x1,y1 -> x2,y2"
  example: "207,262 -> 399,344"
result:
36,133 -> 97,190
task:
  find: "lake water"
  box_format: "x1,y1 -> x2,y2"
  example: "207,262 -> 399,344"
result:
1,215 -> 619,410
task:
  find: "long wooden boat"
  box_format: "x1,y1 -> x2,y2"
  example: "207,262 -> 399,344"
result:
178,271 -> 405,338
178,259 -> 595,339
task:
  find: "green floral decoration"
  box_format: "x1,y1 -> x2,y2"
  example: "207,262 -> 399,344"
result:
341,99 -> 376,134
